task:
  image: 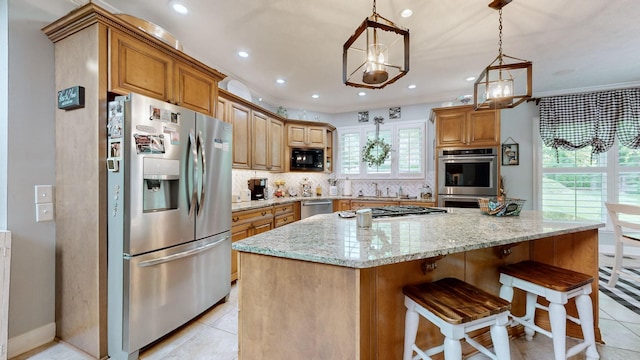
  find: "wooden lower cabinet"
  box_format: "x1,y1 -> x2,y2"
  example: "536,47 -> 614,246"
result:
333,200 -> 351,212
230,208 -> 274,282
231,202 -> 301,281
273,203 -> 298,228
350,200 -> 399,210
400,201 -> 436,207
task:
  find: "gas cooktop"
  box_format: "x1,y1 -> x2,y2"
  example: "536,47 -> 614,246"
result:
369,205 -> 447,218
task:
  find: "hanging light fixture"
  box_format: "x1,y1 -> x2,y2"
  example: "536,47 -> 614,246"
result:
474,0 -> 532,110
343,0 -> 410,89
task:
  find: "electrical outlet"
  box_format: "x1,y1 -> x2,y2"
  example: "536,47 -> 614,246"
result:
35,185 -> 54,204
36,203 -> 54,222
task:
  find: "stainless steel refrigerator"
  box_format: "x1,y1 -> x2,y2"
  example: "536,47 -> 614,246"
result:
106,93 -> 232,360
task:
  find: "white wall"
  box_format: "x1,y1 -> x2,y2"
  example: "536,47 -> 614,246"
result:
5,0 -> 58,351
498,103 -> 538,210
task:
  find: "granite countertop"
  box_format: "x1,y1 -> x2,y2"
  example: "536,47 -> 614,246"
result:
231,195 -> 436,212
232,208 -> 604,269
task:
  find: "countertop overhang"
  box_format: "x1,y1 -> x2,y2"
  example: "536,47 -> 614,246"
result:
232,208 -> 604,268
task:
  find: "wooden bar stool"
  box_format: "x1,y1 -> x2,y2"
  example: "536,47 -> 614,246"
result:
498,261 -> 599,360
403,277 -> 512,360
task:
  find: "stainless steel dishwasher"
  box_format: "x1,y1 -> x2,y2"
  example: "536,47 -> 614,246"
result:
300,199 -> 334,219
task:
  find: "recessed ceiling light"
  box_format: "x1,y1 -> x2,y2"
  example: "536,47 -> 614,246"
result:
238,51 -> 249,58
466,76 -> 476,82
168,0 -> 188,14
358,92 -> 366,96
401,9 -> 413,18
408,84 -> 417,89
312,94 -> 319,99
276,78 -> 285,84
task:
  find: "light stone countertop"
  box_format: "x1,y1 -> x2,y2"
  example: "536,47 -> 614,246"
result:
231,195 -> 435,212
232,208 -> 604,268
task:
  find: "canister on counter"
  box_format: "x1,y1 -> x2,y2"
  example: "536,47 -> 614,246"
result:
356,208 -> 372,228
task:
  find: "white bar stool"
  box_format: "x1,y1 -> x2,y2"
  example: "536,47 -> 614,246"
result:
403,277 -> 512,360
499,261 -> 599,360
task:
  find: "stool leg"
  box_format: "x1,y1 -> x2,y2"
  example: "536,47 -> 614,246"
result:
443,337 -> 462,359
490,319 -> 511,360
548,302 -> 567,360
403,302 -> 420,360
523,292 -> 538,341
499,283 -> 514,302
575,293 -> 599,360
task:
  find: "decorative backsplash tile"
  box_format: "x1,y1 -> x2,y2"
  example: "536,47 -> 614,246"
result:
232,170 -> 435,199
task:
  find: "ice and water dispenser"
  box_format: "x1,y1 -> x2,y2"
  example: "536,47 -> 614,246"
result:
142,158 -> 180,212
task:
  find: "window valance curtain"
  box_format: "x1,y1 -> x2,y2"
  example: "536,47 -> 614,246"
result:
539,88 -> 640,156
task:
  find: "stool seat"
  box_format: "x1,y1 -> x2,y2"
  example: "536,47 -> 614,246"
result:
403,277 -> 511,325
499,260 -> 593,292
499,261 -> 599,360
403,278 -> 511,360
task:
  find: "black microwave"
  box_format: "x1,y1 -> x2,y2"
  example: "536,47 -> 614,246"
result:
290,148 -> 324,172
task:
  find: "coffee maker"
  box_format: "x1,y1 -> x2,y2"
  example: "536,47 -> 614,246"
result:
248,178 -> 268,200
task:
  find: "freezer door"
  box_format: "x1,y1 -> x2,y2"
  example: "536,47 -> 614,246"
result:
124,93 -> 196,255
195,114 -> 232,239
122,233 -> 231,352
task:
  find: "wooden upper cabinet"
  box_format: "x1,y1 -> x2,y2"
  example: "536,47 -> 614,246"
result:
109,29 -> 221,116
252,112 -> 284,172
109,29 -> 173,101
269,118 -> 284,171
228,102 -> 251,169
287,124 -> 326,147
433,105 -> 500,147
217,96 -> 228,122
174,62 -> 217,116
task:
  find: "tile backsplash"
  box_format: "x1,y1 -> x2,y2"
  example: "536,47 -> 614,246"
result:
232,170 -> 435,199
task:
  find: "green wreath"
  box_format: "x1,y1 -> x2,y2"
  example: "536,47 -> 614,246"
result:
361,138 -> 392,166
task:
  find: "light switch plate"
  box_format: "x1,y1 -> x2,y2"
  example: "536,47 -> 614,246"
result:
35,185 -> 54,204
36,203 -> 54,222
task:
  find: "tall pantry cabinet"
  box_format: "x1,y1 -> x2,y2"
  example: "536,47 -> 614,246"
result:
42,4 -> 225,358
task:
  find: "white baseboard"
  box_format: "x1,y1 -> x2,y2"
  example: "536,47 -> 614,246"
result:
7,322 -> 56,359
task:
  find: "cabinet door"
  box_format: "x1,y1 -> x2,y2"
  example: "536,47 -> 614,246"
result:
230,222 -> 252,282
217,97 -> 229,122
467,110 -> 500,146
251,112 -> 269,170
436,110 -> 466,147
174,62 -> 217,116
269,118 -> 284,171
109,29 -> 173,101
229,102 -> 251,169
307,126 -> 326,147
287,124 -> 307,147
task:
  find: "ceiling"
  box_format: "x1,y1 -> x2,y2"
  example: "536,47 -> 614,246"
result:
32,0 -> 640,113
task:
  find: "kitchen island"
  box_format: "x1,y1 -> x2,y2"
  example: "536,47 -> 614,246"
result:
232,208 -> 604,359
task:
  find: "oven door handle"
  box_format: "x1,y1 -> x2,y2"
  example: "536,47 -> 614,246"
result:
441,155 -> 496,161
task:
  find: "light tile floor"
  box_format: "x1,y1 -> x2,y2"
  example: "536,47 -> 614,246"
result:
10,266 -> 640,359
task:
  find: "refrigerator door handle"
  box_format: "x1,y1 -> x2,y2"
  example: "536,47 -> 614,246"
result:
137,236 -> 229,267
186,130 -> 197,216
196,130 -> 206,216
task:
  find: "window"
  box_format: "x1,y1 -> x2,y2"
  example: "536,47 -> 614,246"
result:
540,142 -> 640,222
337,121 -> 425,179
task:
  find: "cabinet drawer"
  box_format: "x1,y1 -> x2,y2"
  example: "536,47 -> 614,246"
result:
351,200 -> 399,210
232,207 -> 273,225
274,214 -> 296,228
273,203 -> 295,216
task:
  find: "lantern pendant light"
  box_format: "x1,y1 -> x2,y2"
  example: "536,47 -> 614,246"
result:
474,1 -> 532,110
343,0 -> 410,89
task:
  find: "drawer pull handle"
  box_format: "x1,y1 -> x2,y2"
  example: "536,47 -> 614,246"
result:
283,217 -> 288,221
261,211 -> 267,216
232,216 -> 239,222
